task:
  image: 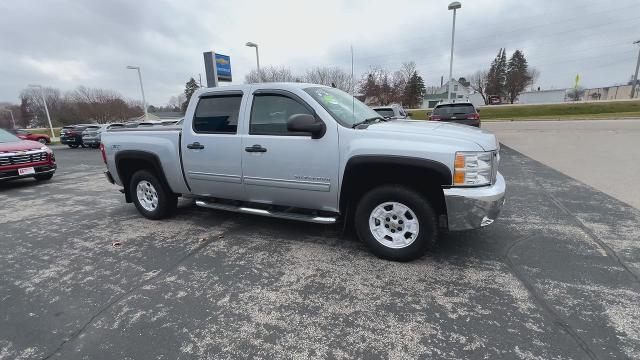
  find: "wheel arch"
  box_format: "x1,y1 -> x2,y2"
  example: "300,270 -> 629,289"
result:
339,155 -> 451,226
115,150 -> 173,203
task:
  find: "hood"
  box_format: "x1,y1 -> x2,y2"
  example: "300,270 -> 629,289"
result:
0,139 -> 45,153
365,120 -> 498,150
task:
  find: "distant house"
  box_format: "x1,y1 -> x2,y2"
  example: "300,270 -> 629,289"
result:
422,79 -> 472,108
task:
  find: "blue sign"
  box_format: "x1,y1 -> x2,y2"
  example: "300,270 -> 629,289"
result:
215,53 -> 232,82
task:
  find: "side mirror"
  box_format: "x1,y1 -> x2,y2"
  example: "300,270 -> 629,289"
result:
476,109 -> 481,113
426,112 -> 432,116
287,113 -> 326,139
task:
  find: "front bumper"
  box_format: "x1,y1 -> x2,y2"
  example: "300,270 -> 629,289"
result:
443,172 -> 506,231
0,164 -> 57,182
60,136 -> 81,144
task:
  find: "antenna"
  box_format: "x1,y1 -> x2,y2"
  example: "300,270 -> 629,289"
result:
351,45 -> 355,121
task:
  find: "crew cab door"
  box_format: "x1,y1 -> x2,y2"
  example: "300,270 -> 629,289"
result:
181,91 -> 247,199
241,89 -> 340,212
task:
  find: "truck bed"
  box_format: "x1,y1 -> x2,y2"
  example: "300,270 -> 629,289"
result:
102,127 -> 190,194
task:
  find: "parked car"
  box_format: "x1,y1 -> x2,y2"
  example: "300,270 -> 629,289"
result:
102,83 -> 504,261
429,102 -> 481,127
7,129 -> 51,144
0,128 -> 56,182
60,124 -> 93,148
82,123 -> 124,148
372,105 -> 411,120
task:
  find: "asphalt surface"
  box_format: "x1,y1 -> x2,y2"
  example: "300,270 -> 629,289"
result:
484,119 -> 640,209
1,145 -> 640,359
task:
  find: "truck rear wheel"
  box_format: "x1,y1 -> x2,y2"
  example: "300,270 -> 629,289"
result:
129,170 -> 177,220
355,185 -> 437,261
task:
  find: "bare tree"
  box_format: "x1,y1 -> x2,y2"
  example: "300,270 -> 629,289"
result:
245,65 -> 296,83
303,66 -> 353,92
468,70 -> 489,104
566,86 -> 585,101
168,94 -> 186,110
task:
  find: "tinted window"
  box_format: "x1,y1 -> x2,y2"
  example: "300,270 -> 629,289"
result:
193,95 -> 242,133
433,104 -> 476,116
250,95 -> 313,135
374,108 -> 395,118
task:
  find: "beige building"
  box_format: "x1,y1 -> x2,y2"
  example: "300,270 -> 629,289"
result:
584,85 -> 634,101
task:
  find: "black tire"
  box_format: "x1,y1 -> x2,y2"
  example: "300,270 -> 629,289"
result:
68,144 -> 79,148
129,170 -> 177,220
80,144 -> 87,148
34,173 -> 54,181
354,185 -> 437,261
37,138 -> 47,144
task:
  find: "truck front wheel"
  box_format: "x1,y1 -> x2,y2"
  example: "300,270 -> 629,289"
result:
355,185 -> 437,261
129,170 -> 177,220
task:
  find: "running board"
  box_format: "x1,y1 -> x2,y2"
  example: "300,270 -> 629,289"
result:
195,200 -> 338,224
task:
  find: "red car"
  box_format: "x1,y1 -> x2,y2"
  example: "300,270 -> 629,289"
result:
0,129 -> 56,182
8,129 -> 51,144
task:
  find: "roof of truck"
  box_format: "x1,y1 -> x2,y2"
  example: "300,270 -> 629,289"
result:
195,82 -> 330,97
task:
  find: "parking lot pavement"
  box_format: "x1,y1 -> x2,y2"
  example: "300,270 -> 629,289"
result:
484,119 -> 640,209
1,146 -> 640,359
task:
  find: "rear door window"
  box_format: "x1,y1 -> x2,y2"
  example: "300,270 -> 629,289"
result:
433,104 -> 476,116
193,95 -> 243,134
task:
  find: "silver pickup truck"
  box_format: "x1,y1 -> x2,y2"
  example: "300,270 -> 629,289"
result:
101,83 -> 505,261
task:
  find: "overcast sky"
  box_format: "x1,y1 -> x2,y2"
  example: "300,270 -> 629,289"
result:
1,0 -> 639,105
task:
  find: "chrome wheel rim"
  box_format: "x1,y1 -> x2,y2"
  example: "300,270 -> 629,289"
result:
136,180 -> 158,212
38,138 -> 47,144
369,201 -> 419,249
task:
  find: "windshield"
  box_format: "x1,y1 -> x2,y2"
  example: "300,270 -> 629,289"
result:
0,129 -> 21,143
303,87 -> 380,127
374,108 -> 395,118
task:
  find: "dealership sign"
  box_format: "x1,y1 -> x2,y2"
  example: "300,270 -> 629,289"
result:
203,51 -> 232,87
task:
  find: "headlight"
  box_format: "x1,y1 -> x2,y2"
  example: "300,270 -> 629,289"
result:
453,151 -> 495,186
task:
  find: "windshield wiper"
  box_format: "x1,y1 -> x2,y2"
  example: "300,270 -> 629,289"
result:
352,116 -> 387,128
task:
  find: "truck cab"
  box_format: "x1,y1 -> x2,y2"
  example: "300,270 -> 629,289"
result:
102,83 -> 505,261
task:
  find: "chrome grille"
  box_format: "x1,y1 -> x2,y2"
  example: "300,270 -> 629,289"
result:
0,150 -> 48,166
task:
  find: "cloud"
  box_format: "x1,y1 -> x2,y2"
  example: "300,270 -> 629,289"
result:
0,0 -> 639,105
20,57 -> 101,82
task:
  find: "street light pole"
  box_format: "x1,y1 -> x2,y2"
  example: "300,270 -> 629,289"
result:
245,42 -> 261,82
447,2 -> 461,101
631,40 -> 640,99
2,109 -> 16,129
126,66 -> 148,119
28,85 -> 55,139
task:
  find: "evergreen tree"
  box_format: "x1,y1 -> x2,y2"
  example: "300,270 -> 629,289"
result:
505,50 -> 531,103
182,78 -> 200,112
403,71 -> 426,108
486,48 -> 507,98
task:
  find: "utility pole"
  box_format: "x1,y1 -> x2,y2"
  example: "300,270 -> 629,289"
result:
126,66 -> 148,119
631,40 -> 640,99
28,85 -> 55,139
2,109 -> 16,128
447,2 -> 462,101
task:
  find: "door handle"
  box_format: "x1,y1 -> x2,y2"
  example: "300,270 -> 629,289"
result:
245,144 -> 267,153
187,142 -> 205,149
